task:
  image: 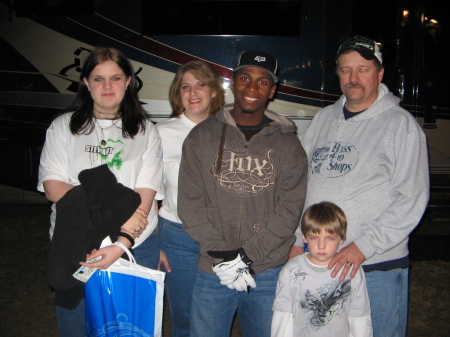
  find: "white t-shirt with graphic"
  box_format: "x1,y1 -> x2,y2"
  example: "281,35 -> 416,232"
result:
272,254 -> 372,337
38,112 -> 163,247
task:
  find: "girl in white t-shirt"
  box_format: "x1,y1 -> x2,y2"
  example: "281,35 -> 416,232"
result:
38,47 -> 162,336
157,60 -> 224,336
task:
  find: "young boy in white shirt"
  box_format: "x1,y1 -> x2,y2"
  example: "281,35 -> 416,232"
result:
272,201 -> 373,337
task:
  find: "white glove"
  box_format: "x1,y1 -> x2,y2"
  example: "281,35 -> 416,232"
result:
212,253 -> 256,291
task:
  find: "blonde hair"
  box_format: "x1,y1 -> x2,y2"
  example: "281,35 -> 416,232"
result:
169,60 -> 225,117
301,201 -> 347,240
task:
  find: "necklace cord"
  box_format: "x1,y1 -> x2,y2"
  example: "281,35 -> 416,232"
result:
95,118 -> 120,146
93,107 -> 120,118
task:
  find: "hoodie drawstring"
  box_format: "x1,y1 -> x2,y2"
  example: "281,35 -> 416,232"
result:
216,124 -> 227,174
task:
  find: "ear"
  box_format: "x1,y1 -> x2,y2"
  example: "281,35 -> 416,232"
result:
302,234 -> 308,244
268,84 -> 276,99
83,77 -> 90,91
230,78 -> 235,94
378,68 -> 384,84
126,76 -> 131,89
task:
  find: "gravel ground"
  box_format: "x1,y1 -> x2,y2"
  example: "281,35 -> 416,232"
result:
1,205 -> 449,337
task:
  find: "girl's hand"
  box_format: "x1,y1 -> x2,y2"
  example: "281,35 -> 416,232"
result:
121,208 -> 148,236
79,245 -> 124,269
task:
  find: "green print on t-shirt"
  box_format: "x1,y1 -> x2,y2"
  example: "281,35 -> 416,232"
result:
98,139 -> 125,170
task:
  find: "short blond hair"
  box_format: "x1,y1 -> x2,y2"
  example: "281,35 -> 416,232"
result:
301,201 -> 347,241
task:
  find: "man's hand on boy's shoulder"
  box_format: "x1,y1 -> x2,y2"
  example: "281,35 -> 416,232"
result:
328,242 -> 366,281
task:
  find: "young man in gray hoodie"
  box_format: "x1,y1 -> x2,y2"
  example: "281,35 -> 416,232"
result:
178,50 -> 307,337
290,36 -> 429,337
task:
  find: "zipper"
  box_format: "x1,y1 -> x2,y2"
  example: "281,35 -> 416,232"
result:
238,141 -> 249,244
237,125 -> 269,243
238,132 -> 257,243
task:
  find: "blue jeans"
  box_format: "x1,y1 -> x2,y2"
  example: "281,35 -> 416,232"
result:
56,299 -> 85,337
365,268 -> 409,337
55,230 -> 159,336
133,228 -> 160,269
190,265 -> 282,337
158,216 -> 200,337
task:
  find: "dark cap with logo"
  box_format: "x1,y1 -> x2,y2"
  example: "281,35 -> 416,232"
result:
336,35 -> 383,64
234,50 -> 278,83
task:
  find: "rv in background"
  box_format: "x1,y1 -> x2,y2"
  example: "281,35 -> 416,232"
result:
0,0 -> 449,205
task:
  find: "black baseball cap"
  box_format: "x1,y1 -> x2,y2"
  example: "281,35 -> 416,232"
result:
336,35 -> 383,64
234,50 -> 278,83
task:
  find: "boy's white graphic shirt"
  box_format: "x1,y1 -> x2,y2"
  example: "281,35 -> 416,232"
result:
273,254 -> 372,336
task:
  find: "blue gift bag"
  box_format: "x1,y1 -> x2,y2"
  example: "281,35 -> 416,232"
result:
85,246 -> 165,337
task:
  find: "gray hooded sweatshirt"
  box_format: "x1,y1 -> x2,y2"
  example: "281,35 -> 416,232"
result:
178,103 -> 308,274
297,84 -> 429,267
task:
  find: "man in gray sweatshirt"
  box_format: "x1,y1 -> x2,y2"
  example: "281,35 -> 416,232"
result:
290,36 -> 429,337
178,50 -> 307,337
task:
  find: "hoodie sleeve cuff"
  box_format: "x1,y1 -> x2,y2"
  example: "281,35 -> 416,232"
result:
353,236 -> 373,260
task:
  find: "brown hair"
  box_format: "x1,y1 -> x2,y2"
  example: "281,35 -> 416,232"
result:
169,60 -> 225,118
301,201 -> 347,240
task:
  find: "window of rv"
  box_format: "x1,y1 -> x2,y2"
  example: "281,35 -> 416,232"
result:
142,0 -> 302,37
423,1 -> 450,71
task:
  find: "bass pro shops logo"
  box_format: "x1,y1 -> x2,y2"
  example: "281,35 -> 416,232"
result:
310,141 -> 358,178
212,148 -> 276,195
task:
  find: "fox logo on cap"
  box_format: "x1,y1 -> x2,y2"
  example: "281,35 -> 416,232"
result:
234,50 -> 278,83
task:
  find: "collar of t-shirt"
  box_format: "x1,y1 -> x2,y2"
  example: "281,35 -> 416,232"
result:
236,115 -> 273,141
343,104 -> 366,120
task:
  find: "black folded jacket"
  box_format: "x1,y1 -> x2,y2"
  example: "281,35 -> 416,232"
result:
47,164 -> 141,309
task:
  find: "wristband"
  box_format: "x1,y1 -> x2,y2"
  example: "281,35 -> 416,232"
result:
118,232 -> 135,246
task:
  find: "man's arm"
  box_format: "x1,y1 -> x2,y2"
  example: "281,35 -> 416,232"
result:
178,131 -> 229,253
332,116 -> 429,280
